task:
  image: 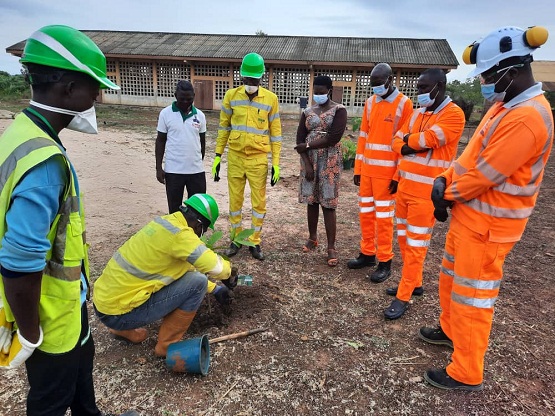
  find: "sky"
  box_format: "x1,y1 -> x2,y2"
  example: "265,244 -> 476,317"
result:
1,0 -> 554,82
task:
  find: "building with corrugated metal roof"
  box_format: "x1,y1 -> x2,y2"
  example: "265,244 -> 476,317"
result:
6,31 -> 459,116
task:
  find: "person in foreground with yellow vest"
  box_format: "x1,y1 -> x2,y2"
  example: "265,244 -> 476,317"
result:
348,63 -> 413,281
212,52 -> 282,261
421,25 -> 553,391
93,194 -> 235,358
0,25 -> 139,416
385,68 -> 465,320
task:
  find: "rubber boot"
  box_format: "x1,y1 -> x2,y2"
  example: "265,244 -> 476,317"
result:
154,309 -> 197,357
347,253 -> 376,269
109,328 -> 148,344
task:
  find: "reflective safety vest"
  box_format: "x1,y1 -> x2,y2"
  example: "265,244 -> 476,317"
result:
216,86 -> 282,165
93,212 -> 231,315
443,93 -> 554,242
0,113 -> 88,354
392,98 -> 465,197
354,89 -> 413,179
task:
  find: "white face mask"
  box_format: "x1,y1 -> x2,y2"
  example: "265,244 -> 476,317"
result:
244,85 -> 259,94
29,100 -> 98,134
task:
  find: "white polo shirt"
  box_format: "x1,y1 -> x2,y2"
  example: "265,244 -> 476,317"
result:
157,103 -> 207,174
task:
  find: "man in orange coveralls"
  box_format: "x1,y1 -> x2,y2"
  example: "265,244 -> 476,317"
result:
421,25 -> 553,391
384,68 -> 465,320
348,63 -> 413,283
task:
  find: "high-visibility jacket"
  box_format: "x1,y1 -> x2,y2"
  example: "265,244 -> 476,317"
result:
355,89 -> 413,179
93,212 -> 231,315
392,98 -> 465,197
0,113 -> 88,354
442,85 -> 554,242
216,85 -> 282,165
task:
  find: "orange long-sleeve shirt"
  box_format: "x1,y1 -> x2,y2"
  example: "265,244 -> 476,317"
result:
441,84 -> 554,242
354,89 -> 413,179
392,97 -> 465,197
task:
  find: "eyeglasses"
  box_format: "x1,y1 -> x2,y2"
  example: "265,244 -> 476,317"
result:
481,64 -> 524,84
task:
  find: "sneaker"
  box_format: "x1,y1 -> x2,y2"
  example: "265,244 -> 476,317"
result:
419,326 -> 453,348
347,253 -> 376,269
249,245 -> 265,261
424,368 -> 483,391
225,242 -> 241,257
386,286 -> 424,296
369,260 -> 392,283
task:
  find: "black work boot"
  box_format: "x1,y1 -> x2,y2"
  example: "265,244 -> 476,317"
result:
386,286 -> 424,296
347,253 -> 376,269
419,326 -> 453,348
369,259 -> 392,283
424,368 -> 483,391
249,245 -> 265,261
225,242 -> 241,257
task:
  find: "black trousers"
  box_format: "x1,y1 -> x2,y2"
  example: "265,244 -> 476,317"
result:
25,305 -> 101,416
165,172 -> 207,214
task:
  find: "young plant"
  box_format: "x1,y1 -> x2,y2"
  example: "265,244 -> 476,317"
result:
341,137 -> 357,162
201,228 -> 256,257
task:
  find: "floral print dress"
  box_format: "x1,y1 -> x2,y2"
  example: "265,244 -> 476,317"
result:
298,104 -> 344,209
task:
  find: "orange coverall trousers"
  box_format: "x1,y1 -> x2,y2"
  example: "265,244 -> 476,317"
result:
439,215 -> 515,385
358,176 -> 395,262
395,190 -> 435,301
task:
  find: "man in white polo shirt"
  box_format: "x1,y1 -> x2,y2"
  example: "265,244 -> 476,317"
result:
156,80 -> 207,213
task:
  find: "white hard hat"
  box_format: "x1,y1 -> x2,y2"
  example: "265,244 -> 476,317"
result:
463,26 -> 548,78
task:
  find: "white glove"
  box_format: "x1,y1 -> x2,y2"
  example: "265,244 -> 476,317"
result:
0,326 -> 43,369
0,302 -> 13,354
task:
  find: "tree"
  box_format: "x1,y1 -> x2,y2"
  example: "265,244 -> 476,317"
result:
447,78 -> 483,124
255,30 -> 268,36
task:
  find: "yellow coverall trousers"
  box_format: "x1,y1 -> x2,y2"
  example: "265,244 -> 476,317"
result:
395,190 -> 435,301
358,176 -> 395,262
439,214 -> 514,385
227,151 -> 268,245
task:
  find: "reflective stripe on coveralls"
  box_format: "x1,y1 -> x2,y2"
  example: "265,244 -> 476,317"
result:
93,212 -> 231,315
354,89 -> 413,260
0,113 -> 86,354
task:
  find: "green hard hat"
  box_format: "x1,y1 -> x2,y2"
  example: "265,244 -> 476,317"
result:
20,25 -> 120,90
184,194 -> 219,230
240,52 -> 265,79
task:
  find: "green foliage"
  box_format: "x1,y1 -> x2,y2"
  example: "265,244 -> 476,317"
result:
200,228 -> 255,256
0,71 -> 30,99
340,137 -> 357,161
255,30 -> 268,36
447,78 -> 483,123
351,116 -> 362,133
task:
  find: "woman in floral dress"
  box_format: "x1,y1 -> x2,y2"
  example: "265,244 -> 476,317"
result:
294,75 -> 347,266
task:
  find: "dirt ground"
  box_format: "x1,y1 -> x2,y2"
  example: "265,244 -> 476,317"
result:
0,103 -> 554,416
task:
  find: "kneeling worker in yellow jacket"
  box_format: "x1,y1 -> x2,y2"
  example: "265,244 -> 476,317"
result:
93,194 -> 234,357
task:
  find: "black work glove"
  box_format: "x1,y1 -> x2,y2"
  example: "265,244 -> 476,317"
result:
353,174 -> 360,186
400,144 -> 418,156
434,207 -> 449,222
431,177 -> 446,204
213,285 -> 232,306
388,179 -> 398,194
222,266 -> 238,290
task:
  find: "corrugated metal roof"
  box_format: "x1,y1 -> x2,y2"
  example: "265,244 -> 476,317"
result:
6,31 -> 459,67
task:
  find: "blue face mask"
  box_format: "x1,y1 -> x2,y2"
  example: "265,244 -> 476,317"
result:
417,84 -> 438,107
372,81 -> 389,97
313,94 -> 329,105
480,67 -> 513,102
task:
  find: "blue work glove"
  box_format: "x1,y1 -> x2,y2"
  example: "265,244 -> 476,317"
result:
271,165 -> 280,187
212,155 -> 221,182
213,285 -> 232,306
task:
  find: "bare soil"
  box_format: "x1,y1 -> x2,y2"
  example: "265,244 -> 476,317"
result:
0,103 -> 553,416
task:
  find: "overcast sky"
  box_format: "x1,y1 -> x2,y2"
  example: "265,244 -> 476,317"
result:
1,0 -> 554,82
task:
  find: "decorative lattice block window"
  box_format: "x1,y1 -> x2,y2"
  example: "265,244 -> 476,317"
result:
313,68 -> 353,82
272,68 -> 310,104
233,68 -> 269,89
397,72 -> 420,107
104,60 -> 118,95
157,63 -> 191,98
215,80 -> 231,100
341,86 -> 352,107
119,61 -> 154,96
194,64 -> 231,77
354,71 -> 372,107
